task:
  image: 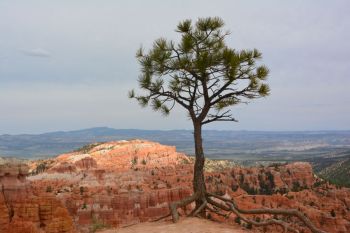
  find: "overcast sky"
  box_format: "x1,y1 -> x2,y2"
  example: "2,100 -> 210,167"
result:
0,0 -> 349,134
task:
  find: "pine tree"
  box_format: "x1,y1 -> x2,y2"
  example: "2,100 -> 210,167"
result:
130,17 -> 326,233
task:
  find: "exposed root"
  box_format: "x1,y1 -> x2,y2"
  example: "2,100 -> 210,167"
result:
192,198 -> 207,217
168,191 -> 328,233
151,213 -> 171,222
205,205 -> 230,218
206,192 -> 328,233
169,192 -> 199,222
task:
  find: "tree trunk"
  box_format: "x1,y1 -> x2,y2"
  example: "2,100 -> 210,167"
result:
193,121 -> 206,214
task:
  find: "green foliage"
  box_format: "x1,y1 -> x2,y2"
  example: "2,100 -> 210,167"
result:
318,157 -> 350,188
36,163 -> 47,174
31,160 -> 54,175
181,158 -> 191,165
130,17 -> 270,125
258,171 -> 275,195
291,181 -> 302,192
73,142 -> 104,154
241,182 -> 257,195
313,180 -> 326,188
235,216 -> 241,224
131,156 -> 138,166
267,170 -> 274,182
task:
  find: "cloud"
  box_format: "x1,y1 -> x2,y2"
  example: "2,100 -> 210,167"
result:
20,48 -> 51,58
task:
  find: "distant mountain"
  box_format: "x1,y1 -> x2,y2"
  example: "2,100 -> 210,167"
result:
1,126 -> 350,187
1,127 -> 350,160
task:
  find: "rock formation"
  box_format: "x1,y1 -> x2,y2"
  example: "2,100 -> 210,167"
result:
28,140 -> 193,232
0,163 -> 76,233
3,139 -> 348,233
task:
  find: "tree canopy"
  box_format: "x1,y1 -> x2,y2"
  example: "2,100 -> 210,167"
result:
129,17 -> 270,125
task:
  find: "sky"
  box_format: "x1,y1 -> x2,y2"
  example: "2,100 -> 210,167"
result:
0,0 -> 349,134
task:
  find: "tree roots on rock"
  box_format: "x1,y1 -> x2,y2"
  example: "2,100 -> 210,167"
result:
167,191 -> 328,233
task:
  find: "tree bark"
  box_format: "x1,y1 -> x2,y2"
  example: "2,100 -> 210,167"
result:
193,121 -> 206,214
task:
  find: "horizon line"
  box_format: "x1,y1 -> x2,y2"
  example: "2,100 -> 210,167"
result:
1,126 -> 350,136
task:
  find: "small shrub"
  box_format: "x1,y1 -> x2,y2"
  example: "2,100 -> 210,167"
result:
33,162 -> 47,175
258,171 -> 275,195
74,142 -> 104,154
181,158 -> 190,164
292,181 -> 301,192
141,159 -> 147,165
241,183 -> 257,195
131,156 -> 138,166
234,216 -> 241,224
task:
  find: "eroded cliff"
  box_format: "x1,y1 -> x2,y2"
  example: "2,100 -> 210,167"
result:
2,140 -> 349,233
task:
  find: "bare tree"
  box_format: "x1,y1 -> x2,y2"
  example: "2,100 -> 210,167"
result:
130,17 -> 326,233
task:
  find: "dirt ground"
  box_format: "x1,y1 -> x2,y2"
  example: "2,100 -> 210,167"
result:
98,217 -> 250,233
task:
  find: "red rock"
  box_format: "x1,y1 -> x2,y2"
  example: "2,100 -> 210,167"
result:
0,163 -> 77,233
25,140 -> 350,233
